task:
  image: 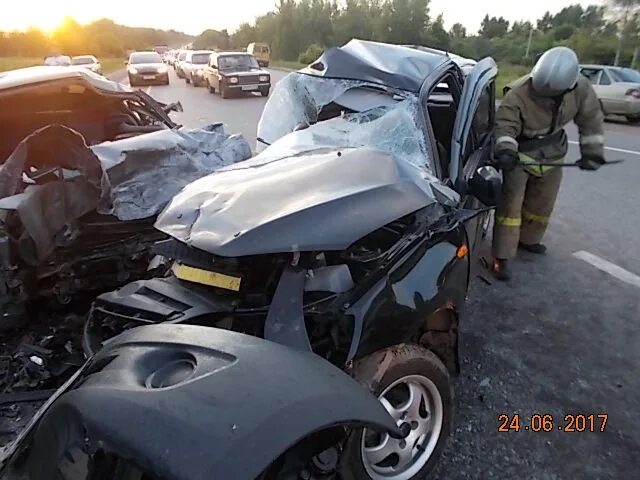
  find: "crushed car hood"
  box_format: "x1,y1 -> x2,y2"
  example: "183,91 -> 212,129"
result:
155,145 -> 459,257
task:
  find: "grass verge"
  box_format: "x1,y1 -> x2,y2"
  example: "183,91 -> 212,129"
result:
270,60 -> 306,71
496,64 -> 529,97
0,57 -> 125,74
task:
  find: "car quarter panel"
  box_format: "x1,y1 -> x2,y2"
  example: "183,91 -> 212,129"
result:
347,227 -> 469,365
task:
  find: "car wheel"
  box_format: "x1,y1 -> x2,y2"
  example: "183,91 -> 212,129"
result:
260,87 -> 270,97
220,85 -> 228,99
128,75 -> 136,87
191,75 -> 198,86
206,80 -> 215,94
339,345 -> 453,480
626,115 -> 640,124
185,76 -> 191,84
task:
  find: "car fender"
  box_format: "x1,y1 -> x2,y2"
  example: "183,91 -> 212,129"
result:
4,325 -> 396,480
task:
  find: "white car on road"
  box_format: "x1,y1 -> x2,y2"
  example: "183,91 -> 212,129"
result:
71,55 -> 102,75
182,50 -> 214,87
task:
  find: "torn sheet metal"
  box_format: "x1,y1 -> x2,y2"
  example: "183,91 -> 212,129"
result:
0,124 -> 252,263
95,123 -> 252,220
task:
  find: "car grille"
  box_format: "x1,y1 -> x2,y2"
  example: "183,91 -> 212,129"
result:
238,75 -> 259,85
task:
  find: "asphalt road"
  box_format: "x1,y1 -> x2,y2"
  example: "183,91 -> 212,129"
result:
102,69 -> 640,477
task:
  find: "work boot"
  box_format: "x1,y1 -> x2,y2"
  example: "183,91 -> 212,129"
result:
518,242 -> 547,255
492,258 -> 511,281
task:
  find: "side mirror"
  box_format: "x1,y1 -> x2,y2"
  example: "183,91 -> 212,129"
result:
468,166 -> 502,207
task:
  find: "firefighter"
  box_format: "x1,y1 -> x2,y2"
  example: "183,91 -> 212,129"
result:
492,47 -> 605,281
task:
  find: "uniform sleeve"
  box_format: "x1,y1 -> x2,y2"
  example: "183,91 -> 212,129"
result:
574,77 -> 605,159
495,91 -> 523,154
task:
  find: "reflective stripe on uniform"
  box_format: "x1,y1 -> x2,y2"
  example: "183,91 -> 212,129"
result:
495,216 -> 522,227
519,152 -> 562,176
522,210 -> 549,224
496,136 -> 518,147
580,134 -> 605,145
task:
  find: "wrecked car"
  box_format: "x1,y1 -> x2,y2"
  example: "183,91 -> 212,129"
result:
84,40 -> 501,479
0,66 -> 252,330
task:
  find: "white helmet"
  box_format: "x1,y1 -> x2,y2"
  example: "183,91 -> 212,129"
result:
531,47 -> 580,97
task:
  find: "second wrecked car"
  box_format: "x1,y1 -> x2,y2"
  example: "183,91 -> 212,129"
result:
85,40 -> 501,479
0,67 -> 251,329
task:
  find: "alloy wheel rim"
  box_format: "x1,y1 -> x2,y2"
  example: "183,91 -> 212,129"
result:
361,374 -> 444,480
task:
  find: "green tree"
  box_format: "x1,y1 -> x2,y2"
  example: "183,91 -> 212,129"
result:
479,15 -> 510,39
450,23 -> 467,39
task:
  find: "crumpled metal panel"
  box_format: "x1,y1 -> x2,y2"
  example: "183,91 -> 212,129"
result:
155,147 -> 459,257
299,39 -> 450,93
0,124 -> 252,264
95,123 -> 252,220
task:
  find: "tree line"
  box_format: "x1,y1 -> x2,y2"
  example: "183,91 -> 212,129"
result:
0,17 -> 193,58
214,0 -> 639,67
1,2 -> 638,69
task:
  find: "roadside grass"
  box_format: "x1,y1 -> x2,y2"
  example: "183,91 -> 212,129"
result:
0,56 -> 125,74
496,64 -> 529,97
0,57 -> 42,72
270,59 -> 306,71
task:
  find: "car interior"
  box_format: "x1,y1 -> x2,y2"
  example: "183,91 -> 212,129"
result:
0,80 -> 162,163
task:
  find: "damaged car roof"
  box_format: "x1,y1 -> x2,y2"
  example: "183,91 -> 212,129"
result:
0,66 -> 130,93
301,39 -> 453,93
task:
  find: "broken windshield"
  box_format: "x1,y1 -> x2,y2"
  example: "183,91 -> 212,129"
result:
257,72 -> 434,174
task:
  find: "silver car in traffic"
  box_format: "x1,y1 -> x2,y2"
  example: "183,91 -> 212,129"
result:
580,64 -> 640,123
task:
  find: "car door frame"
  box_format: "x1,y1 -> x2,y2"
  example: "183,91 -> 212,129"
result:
449,58 -> 498,250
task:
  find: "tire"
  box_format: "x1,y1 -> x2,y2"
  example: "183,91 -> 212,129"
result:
206,79 -> 215,94
220,85 -> 228,99
260,87 -> 270,97
128,75 -> 136,87
626,115 -> 640,124
339,345 -> 453,480
185,76 -> 191,84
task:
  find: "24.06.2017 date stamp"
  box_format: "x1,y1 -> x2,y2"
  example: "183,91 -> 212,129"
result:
498,414 -> 608,433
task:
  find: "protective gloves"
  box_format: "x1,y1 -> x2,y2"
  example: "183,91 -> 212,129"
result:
493,149 -> 519,172
576,154 -> 605,171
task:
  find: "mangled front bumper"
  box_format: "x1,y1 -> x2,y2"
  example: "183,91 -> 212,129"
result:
1,325 -> 396,480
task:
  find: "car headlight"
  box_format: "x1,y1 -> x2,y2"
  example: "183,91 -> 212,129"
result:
229,77 -> 239,84
158,65 -> 167,73
259,75 -> 269,82
129,67 -> 138,74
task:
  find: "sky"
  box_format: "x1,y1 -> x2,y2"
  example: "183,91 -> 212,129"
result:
0,0 -> 604,35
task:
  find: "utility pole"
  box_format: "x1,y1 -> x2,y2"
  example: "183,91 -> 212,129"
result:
524,26 -> 534,60
632,46 -> 639,69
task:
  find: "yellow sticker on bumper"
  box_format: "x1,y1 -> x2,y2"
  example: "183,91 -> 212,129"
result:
172,263 -> 241,291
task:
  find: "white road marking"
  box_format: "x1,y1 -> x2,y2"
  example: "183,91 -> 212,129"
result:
568,140 -> 640,156
573,250 -> 640,289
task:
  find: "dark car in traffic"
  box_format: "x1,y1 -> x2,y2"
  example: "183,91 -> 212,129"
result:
126,51 -> 169,87
203,52 -> 271,98
84,40 -> 500,479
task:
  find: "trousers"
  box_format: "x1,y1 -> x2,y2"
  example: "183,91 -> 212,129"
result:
492,166 -> 563,259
